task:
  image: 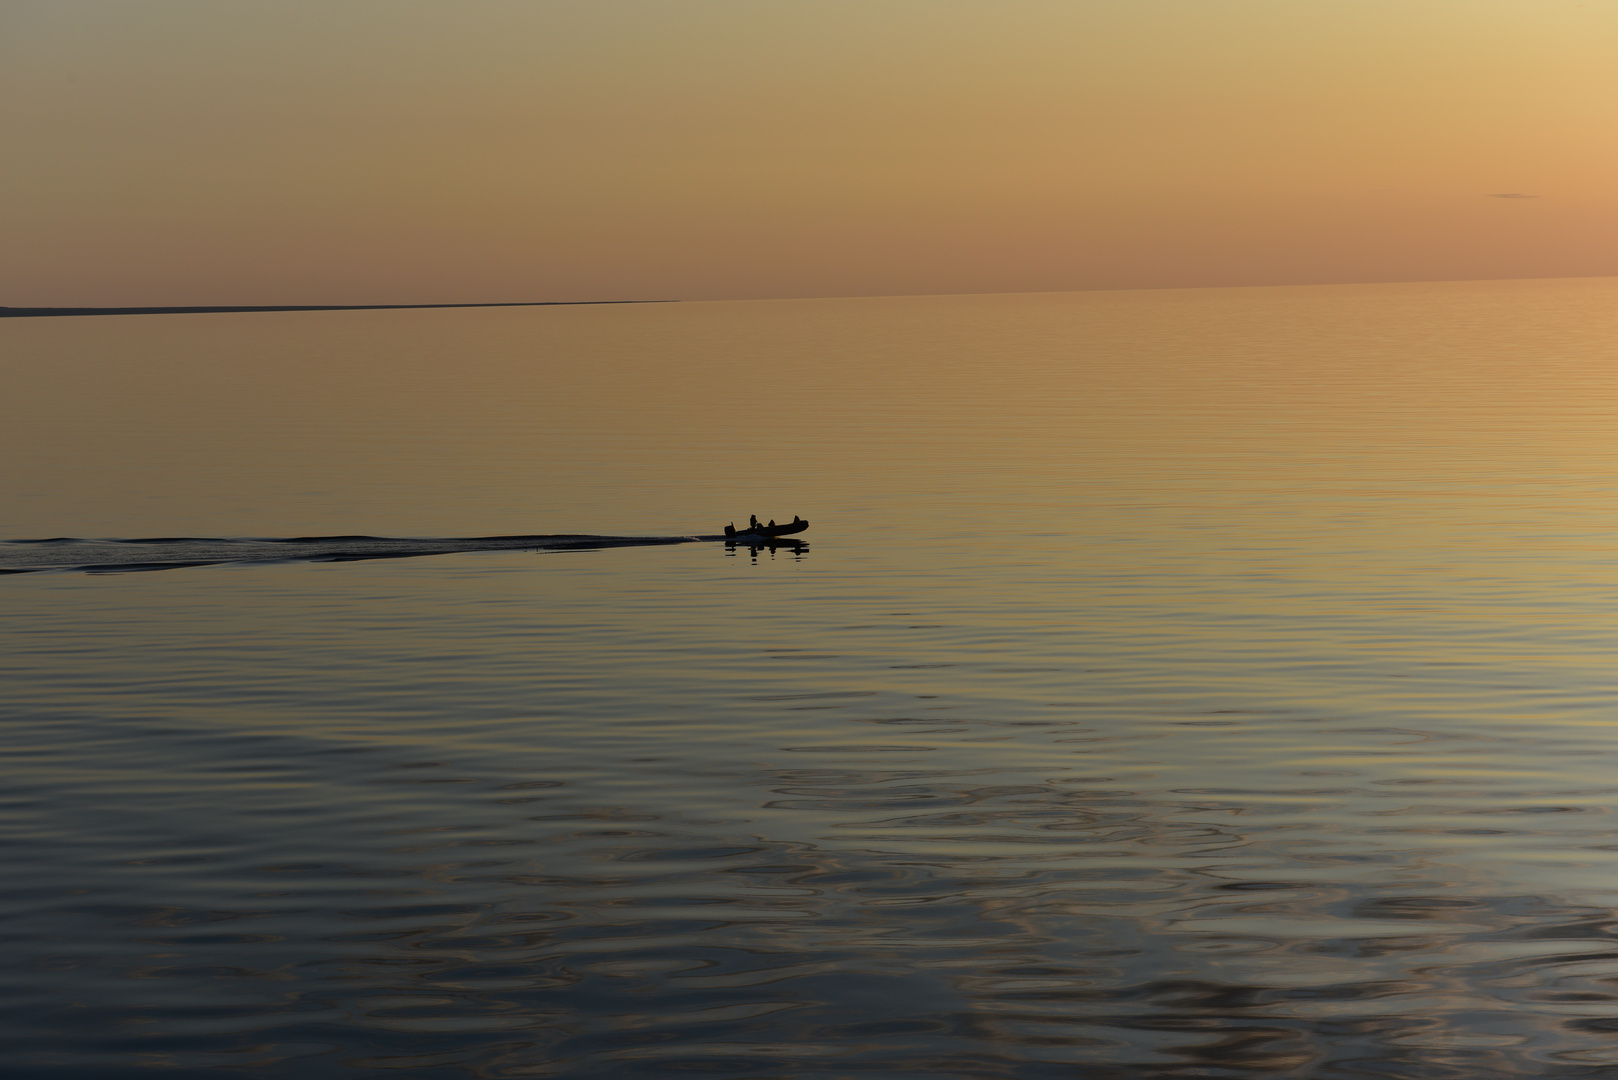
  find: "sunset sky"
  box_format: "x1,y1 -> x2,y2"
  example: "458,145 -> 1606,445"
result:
3,0 -> 1614,306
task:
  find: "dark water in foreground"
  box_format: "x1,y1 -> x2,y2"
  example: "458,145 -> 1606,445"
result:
5,279 -> 1618,1078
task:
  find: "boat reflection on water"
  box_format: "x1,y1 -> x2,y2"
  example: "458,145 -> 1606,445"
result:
724,536 -> 808,561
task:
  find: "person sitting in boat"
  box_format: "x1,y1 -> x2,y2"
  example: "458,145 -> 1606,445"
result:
750,515 -> 760,530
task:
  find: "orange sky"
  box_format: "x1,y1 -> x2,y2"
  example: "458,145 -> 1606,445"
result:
2,0 -> 1614,305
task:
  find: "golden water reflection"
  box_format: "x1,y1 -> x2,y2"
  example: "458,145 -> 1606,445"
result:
5,277 -> 1618,1075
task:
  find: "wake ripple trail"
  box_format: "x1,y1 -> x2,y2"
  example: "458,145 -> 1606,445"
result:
0,532 -> 776,575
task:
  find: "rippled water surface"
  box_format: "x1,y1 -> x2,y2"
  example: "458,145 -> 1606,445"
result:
5,279 -> 1618,1078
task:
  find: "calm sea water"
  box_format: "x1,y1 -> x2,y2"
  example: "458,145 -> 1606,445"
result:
5,278 -> 1618,1078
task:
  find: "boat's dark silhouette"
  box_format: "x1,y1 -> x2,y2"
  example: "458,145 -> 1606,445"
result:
724,516 -> 808,539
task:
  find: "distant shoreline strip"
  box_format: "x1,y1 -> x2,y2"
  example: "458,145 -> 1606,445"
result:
0,300 -> 671,319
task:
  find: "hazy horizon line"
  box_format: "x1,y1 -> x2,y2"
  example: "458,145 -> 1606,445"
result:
7,271 -> 1614,318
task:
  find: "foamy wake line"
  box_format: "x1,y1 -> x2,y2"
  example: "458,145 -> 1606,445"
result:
0,532 -> 781,575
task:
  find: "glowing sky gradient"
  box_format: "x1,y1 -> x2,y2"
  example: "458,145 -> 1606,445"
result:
3,0 -> 1614,305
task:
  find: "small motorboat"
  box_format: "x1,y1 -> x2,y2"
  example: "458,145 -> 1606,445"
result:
724,516 -> 809,539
